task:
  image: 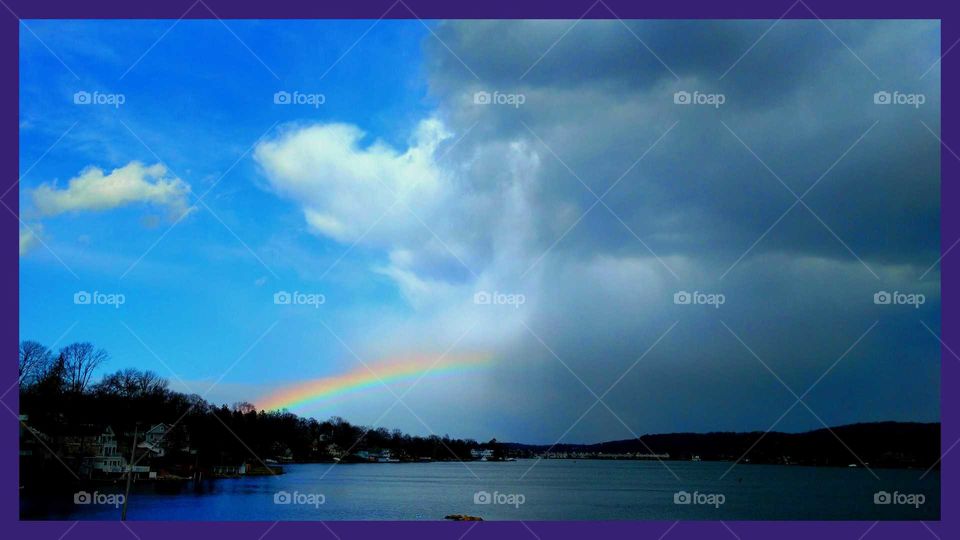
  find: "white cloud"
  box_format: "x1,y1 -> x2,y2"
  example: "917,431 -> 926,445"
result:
254,118 -> 546,303
19,224 -> 43,256
254,120 -> 450,246
31,161 -> 192,219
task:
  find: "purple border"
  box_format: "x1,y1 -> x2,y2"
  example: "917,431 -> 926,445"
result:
3,1 -> 953,539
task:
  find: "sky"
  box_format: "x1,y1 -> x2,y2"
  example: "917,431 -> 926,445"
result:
19,19 -> 941,444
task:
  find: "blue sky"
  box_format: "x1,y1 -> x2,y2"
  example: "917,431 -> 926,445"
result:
20,20 -> 437,413
20,19 -> 941,444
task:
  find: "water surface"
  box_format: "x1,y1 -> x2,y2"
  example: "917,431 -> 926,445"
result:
23,460 -> 939,520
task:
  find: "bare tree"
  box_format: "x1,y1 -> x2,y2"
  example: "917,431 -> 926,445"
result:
134,370 -> 169,395
19,340 -> 52,388
95,368 -> 135,396
60,342 -> 108,394
95,368 -> 168,397
232,401 -> 257,414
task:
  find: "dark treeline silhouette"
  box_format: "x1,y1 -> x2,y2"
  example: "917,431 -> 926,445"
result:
504,422 -> 941,468
19,339 -> 939,487
19,340 -> 494,488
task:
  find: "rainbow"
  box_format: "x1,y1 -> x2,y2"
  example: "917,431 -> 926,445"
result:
256,352 -> 493,412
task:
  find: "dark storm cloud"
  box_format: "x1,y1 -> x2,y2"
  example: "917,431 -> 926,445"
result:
255,21 -> 941,443
427,19 -> 940,271
415,20 -> 940,443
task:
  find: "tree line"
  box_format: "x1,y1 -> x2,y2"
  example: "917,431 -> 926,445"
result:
19,339 -> 492,482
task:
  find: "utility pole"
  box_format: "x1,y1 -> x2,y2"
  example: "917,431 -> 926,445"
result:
121,424 -> 138,521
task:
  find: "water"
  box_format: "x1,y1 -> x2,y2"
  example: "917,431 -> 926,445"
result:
22,460 -> 939,520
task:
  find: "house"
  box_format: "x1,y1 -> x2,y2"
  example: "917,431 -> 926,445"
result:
138,423 -> 170,457
80,426 -> 123,476
325,443 -> 344,459
376,449 -> 399,463
471,449 -> 494,460
79,426 -> 151,478
210,463 -> 247,477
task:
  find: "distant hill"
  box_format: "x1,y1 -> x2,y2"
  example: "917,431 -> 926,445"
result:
503,422 -> 940,468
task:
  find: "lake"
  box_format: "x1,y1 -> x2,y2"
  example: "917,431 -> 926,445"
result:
22,460 -> 940,520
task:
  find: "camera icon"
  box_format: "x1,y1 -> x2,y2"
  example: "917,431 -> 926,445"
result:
673,291 -> 692,305
273,91 -> 291,105
274,491 -> 292,504
673,491 -> 692,504
74,491 -> 91,504
274,291 -> 292,305
873,91 -> 891,105
873,291 -> 892,305
474,490 -> 492,504
74,291 -> 92,305
874,491 -> 892,504
473,91 -> 491,105
673,91 -> 691,105
73,91 -> 91,105
473,291 -> 491,305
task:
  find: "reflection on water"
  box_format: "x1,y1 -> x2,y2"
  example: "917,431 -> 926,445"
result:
22,460 -> 940,521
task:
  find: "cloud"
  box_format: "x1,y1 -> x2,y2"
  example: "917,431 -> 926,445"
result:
30,161 -> 192,219
255,117 -> 544,303
254,20 -> 940,442
19,224 -> 43,256
254,120 -> 450,245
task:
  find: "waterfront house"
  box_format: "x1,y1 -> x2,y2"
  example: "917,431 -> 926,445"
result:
78,426 -> 153,478
470,449 -> 495,460
138,423 -> 170,457
79,426 -> 123,476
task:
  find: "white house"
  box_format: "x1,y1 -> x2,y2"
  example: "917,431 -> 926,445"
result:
81,426 -> 151,477
138,423 -> 170,457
